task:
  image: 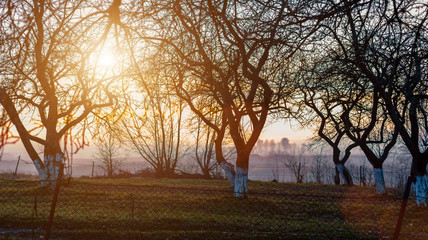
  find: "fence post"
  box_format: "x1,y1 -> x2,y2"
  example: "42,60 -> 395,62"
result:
393,175 -> 413,240
131,198 -> 134,220
32,196 -> 38,240
45,163 -> 64,240
33,196 -> 38,217
13,155 -> 21,180
92,161 -> 95,179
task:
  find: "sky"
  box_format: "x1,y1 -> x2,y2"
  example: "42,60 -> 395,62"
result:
260,119 -> 313,144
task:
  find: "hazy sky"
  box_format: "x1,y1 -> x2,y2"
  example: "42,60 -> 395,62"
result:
260,119 -> 312,144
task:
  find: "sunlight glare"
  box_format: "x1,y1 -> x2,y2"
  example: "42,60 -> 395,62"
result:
96,50 -> 116,70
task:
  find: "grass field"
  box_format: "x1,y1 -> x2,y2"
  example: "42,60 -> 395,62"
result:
0,178 -> 427,239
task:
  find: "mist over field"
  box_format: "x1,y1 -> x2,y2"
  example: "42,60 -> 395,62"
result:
1,147 -> 412,189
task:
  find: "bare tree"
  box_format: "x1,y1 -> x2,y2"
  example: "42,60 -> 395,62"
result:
293,68 -> 359,186
283,144 -> 307,183
295,33 -> 398,193
93,130 -> 123,178
0,0 -> 123,187
190,109 -> 217,178
297,1 -> 400,195
309,148 -> 330,184
120,70 -> 188,178
340,91 -> 398,194
321,0 -> 428,203
128,0 -> 344,197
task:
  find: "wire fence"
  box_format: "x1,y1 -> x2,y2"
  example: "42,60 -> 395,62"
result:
0,154 -> 413,188
0,179 -> 427,239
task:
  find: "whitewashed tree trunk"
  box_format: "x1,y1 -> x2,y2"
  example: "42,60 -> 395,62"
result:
234,167 -> 248,198
39,153 -> 63,189
373,168 -> 386,195
412,175 -> 428,206
220,161 -> 235,187
336,164 -> 352,186
34,160 -> 48,187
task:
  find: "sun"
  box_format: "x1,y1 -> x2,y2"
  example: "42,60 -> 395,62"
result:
96,50 -> 116,70
89,37 -> 128,80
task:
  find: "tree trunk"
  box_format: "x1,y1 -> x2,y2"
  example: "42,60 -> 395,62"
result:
220,161 -> 235,187
336,163 -> 353,186
40,153 -> 63,189
0,88 -> 47,185
202,168 -> 211,179
412,175 -> 428,206
234,166 -> 248,198
233,152 -> 249,198
108,165 -> 113,178
334,167 -> 340,185
215,130 -> 235,186
410,155 -> 428,206
155,168 -> 165,178
373,168 -> 386,195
